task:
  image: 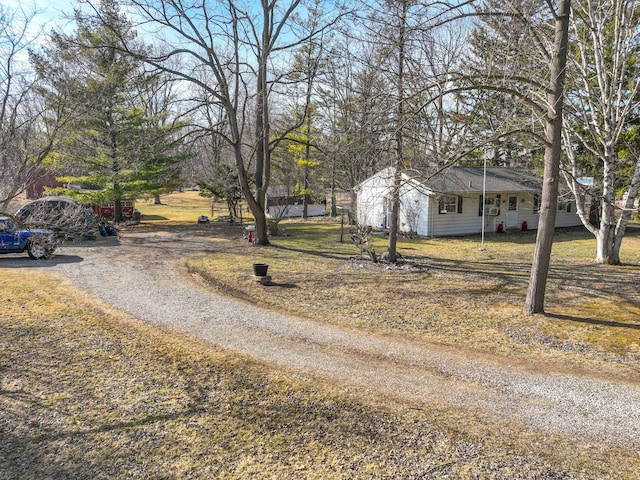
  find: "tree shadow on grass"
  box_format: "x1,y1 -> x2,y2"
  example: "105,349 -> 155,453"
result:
417,256 -> 640,316
546,313 -> 640,330
271,243 -> 350,261
548,263 -> 640,307
0,405 -> 204,480
266,281 -> 298,288
429,258 -> 531,283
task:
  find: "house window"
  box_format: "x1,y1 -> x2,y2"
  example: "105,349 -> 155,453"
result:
533,194 -> 540,213
558,200 -> 572,212
479,195 -> 500,216
508,196 -> 517,211
439,195 -> 462,214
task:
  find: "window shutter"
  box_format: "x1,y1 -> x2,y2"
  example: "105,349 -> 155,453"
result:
457,196 -> 463,213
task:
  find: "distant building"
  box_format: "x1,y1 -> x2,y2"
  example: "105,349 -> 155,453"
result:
266,186 -> 326,218
24,170 -> 64,199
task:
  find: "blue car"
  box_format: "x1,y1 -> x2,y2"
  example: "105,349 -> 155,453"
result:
0,216 -> 59,259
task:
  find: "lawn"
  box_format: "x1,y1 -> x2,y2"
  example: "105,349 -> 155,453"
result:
3,192 -> 639,478
183,216 -> 640,379
136,190 -> 254,225
2,271 -> 639,479
139,192 -> 640,372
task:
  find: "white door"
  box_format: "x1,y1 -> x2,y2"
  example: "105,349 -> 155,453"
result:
506,196 -> 519,228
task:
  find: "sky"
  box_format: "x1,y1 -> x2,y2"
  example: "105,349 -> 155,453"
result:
13,0 -> 72,24
4,0 -> 75,44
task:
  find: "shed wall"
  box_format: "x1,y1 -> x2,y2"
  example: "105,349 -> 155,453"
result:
356,168 -> 395,228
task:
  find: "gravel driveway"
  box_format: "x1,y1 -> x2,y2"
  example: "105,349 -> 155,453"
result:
19,228 -> 640,449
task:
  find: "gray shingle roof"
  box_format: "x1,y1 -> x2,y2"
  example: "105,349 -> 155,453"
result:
411,167 -> 542,194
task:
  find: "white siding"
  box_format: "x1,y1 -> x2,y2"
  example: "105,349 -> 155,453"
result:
357,169 -> 583,238
428,192 -> 582,236
399,186 -> 428,235
431,195 -> 482,236
555,200 -> 584,228
356,167 -> 395,228
494,193 -> 540,231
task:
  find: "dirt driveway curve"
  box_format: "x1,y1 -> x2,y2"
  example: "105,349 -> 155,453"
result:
21,228 -> 640,449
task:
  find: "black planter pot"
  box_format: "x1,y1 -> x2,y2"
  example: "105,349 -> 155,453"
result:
252,263 -> 269,276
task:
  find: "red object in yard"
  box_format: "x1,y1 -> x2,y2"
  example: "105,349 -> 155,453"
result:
245,225 -> 255,244
521,221 -> 528,231
92,200 -> 135,219
497,222 -> 504,233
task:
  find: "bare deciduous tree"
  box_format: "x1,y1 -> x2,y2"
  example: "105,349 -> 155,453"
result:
0,5 -> 64,210
117,0 -> 339,245
562,0 -> 640,265
346,0 -> 470,262
458,0 -> 572,314
16,197 -> 99,241
316,41 -> 391,218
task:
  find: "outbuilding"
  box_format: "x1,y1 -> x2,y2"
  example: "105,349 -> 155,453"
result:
356,166 -> 582,237
266,186 -> 326,218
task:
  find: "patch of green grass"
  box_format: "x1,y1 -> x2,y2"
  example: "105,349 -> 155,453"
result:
136,191 -> 254,225
2,270 -> 639,479
136,190 -> 210,224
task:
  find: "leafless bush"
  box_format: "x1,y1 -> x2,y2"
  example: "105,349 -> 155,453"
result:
16,197 -> 99,241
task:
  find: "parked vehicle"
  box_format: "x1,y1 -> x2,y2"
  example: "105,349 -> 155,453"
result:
0,216 -> 59,259
197,215 -> 210,224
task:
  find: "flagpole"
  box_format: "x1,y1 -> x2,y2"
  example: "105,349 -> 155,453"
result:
481,155 -> 487,251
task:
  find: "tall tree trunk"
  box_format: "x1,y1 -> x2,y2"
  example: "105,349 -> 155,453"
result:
524,0 -> 571,315
110,125 -> 123,223
596,159 -> 619,264
330,153 -> 337,217
595,227 -> 618,264
303,138 -> 311,220
611,157 -> 640,262
387,167 -> 401,262
387,0 -> 407,263
251,4 -> 271,246
302,71 -> 313,220
593,149 -> 640,265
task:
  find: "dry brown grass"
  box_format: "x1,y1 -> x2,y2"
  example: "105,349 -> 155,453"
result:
185,220 -> 640,380
5,270 -> 634,479
4,198 -> 639,478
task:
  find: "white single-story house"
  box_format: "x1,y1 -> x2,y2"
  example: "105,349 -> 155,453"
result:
356,166 -> 582,237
